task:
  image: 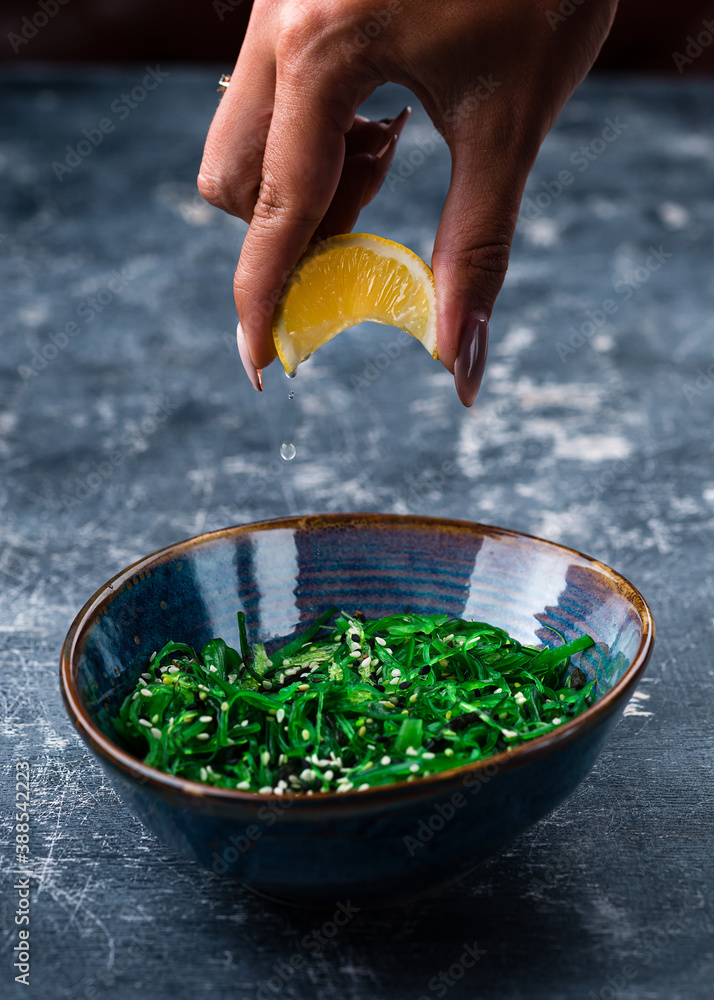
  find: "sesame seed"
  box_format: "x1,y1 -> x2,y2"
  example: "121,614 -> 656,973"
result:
228,673 -> 238,684
258,786 -> 272,794
358,725 -> 366,737
199,691 -> 207,701
385,647 -> 393,654
409,763 -> 420,773
208,665 -> 217,673
514,682 -> 521,688
336,783 -> 353,793
375,636 -> 386,646
494,687 -> 503,694
141,672 -> 151,681
502,729 -> 518,739
138,718 -> 152,727
422,752 -> 435,760
409,694 -> 418,703
236,780 -> 250,789
391,668 -> 401,677
383,700 -> 396,709
221,702 -> 229,712
150,727 -> 162,739
138,677 -> 147,687
552,717 -> 562,725
324,769 -> 334,781
199,715 -> 212,723
140,688 -> 152,698
515,692 -> 527,705
381,755 -> 391,766
168,665 -> 180,674
200,767 -> 208,781
149,652 -> 157,663
151,714 -> 159,724
405,747 -> 418,757
297,683 -> 309,691
132,692 -> 139,701
301,729 -> 310,741
262,680 -> 273,690
300,769 -> 316,782
445,710 -> 452,719
360,656 -> 371,669
196,733 -> 210,740
439,658 -> 449,668
276,780 -> 287,791
273,786 -> 284,795
276,708 -> 285,723
241,719 -> 249,727
358,784 -> 370,791
261,751 -> 271,766
349,650 -> 361,658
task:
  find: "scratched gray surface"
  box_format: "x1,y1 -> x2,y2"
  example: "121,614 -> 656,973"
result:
1,66 -> 714,1000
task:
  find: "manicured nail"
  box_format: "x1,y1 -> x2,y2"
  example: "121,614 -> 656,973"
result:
378,106 -> 411,133
375,133 -> 397,160
236,322 -> 263,392
454,309 -> 489,407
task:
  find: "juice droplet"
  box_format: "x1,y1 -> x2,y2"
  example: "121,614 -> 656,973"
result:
280,442 -> 296,461
288,390 -> 294,400
286,369 -> 296,379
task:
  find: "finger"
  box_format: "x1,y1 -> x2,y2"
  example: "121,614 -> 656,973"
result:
197,12 -> 277,220
233,68 -> 363,370
431,124 -> 535,407
312,152 -> 376,243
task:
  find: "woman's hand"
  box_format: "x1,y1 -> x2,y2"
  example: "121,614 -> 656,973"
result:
198,0 -> 618,404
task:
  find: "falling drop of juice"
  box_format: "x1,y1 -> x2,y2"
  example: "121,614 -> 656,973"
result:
280,442 -> 297,461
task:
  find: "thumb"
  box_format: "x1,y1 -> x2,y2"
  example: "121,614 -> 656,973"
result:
431,140 -> 525,407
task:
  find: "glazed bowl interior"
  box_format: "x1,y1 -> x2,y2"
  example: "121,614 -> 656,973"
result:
68,514 -> 649,756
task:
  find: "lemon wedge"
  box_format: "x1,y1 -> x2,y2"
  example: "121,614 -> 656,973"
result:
271,233 -> 437,374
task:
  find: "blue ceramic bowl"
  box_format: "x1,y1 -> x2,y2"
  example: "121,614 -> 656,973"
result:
60,514 -> 654,908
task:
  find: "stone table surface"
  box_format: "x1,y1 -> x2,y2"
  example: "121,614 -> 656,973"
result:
1,67 -> 714,1000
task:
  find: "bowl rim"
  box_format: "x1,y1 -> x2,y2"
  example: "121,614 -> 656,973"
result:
60,512 -> 655,808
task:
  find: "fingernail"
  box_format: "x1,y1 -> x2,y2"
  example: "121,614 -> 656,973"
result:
454,309 -> 489,407
236,322 -> 263,392
378,106 -> 411,131
375,133 -> 397,160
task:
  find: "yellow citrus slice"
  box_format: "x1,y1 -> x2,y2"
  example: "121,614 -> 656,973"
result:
272,233 -> 437,374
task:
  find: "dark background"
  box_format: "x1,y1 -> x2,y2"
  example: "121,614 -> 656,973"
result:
1,0 -> 714,72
